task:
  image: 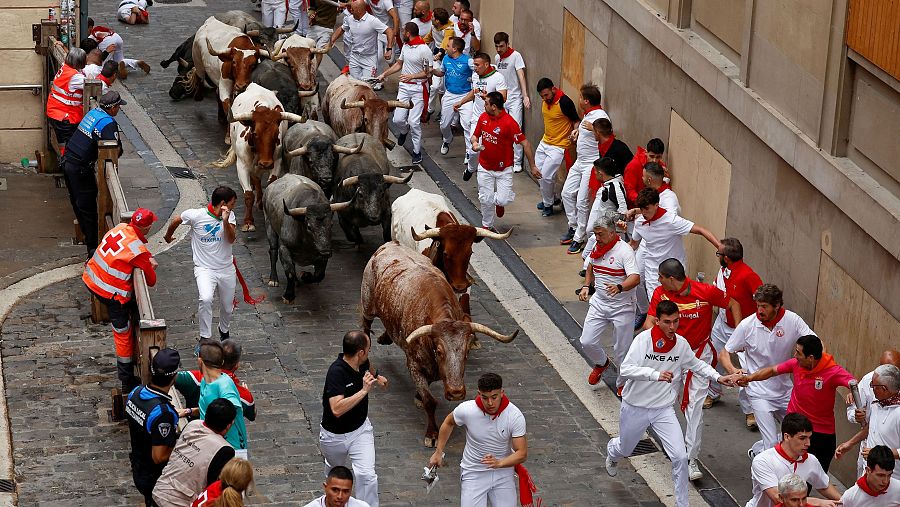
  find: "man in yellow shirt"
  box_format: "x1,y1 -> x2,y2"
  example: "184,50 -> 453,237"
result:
535,78 -> 580,217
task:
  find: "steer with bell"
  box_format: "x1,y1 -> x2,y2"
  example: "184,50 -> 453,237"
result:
360,242 -> 518,447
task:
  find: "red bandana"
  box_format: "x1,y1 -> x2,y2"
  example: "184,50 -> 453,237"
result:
206,203 -> 221,219
407,36 -> 426,46
418,10 -> 433,22
774,443 -> 808,472
583,105 -> 604,115
657,183 -> 671,193
857,475 -> 889,496
641,206 -> 667,225
650,325 -> 676,353
457,21 -> 471,34
476,393 -> 509,419
498,46 -> 514,59
477,65 -> 497,78
760,307 -> 786,330
590,236 -> 619,260
598,133 -> 615,156
544,87 -> 564,106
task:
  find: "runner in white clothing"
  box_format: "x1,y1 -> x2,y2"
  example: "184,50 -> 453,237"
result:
493,33 -> 530,172
561,84 -> 609,248
117,0 -> 150,24
606,300 -> 739,507
303,465 -> 372,507
365,0 -> 399,82
844,350 -> 900,477
376,22 -> 433,163
429,373 -> 531,507
746,413 -> 841,507
840,446 -> 900,506
580,158 -> 627,264
163,186 -> 238,340
329,0 -> 394,82
451,6 -> 481,55
457,53 -> 507,179
577,213 -> 640,389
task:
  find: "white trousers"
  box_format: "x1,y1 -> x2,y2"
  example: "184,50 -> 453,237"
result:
308,25 -> 333,48
477,166 -> 515,229
99,33 -> 126,63
319,419 -> 379,507
429,76 -> 444,114
287,0 -> 309,36
580,300 -> 636,387
562,160 -> 593,241
534,142 -> 565,207
460,469 -> 516,507
440,91 -> 472,151
677,342 -> 714,460
608,401 -> 689,507
709,315 -> 753,413
194,265 -> 236,339
393,82 -> 426,153
748,396 -> 789,457
504,98 -> 524,167
348,53 -> 379,81
261,0 -> 287,28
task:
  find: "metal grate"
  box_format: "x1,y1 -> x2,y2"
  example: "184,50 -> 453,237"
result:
167,166 -> 195,179
0,479 -> 15,493
629,438 -> 658,457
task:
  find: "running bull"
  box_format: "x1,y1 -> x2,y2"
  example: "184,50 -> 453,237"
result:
322,74 -> 412,150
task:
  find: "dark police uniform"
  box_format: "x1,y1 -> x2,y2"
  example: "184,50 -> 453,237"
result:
63,106 -> 121,256
126,385 -> 178,506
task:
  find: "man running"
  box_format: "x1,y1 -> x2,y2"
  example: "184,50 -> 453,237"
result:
534,78 -> 579,218
492,32 -> 530,173
432,37 -> 474,157
459,52 -> 507,180
329,0 -> 394,82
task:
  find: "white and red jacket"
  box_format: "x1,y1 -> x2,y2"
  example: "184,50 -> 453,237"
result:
46,65 -> 85,123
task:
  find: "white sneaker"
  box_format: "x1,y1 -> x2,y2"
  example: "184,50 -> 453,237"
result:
513,164 -> 522,173
688,459 -> 703,481
605,455 -> 618,477
440,142 -> 450,155
464,154 -> 470,165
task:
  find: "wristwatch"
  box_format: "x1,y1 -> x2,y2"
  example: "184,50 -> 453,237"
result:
616,284 -> 623,293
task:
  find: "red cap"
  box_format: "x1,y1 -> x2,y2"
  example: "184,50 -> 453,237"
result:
131,208 -> 157,227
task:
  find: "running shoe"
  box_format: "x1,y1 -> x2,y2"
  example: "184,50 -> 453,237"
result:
605,455 -> 618,477
440,142 -> 450,155
412,152 -> 422,164
688,460 -> 703,481
559,227 -> 575,245
567,241 -> 584,254
495,205 -> 505,218
588,359 -> 610,385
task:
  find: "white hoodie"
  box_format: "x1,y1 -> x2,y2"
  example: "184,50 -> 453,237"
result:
621,327 -> 721,409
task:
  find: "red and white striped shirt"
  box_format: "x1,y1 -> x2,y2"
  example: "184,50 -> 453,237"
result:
587,239 -> 638,309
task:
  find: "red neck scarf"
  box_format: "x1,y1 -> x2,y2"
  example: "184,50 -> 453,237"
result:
544,87 -> 564,106
206,203 -> 222,219
774,443 -> 808,472
590,236 -> 619,259
457,21 -> 472,34
583,104 -> 603,115
641,206 -> 667,225
598,133 -> 615,156
406,36 -> 426,46
418,11 -> 433,22
477,65 -> 497,78
657,183 -> 671,193
474,395 -> 542,507
498,46 -> 514,59
651,325 -> 677,353
760,307 -> 786,330
798,353 -> 838,380
857,475 -> 889,496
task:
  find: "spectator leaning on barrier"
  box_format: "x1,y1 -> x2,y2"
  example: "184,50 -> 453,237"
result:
303,465 -> 372,507
187,340 -> 249,458
191,457 -> 254,507
153,398 -> 237,507
125,348 -> 183,506
46,47 -> 87,153
82,206 -> 157,391
174,339 -> 256,424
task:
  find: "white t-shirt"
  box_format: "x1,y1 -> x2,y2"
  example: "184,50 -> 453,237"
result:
747,447 -> 829,507
494,50 -> 525,101
866,403 -> 900,480
343,13 -> 388,58
302,496 -> 370,507
452,18 -> 482,55
840,477 -> 900,506
84,63 -> 103,79
574,107 -> 609,163
471,69 -> 507,119
398,42 -> 433,84
181,208 -> 236,270
587,239 -> 638,310
620,329 -> 720,409
453,399 -> 526,474
365,0 -> 395,27
117,0 -> 148,19
659,188 -> 680,216
632,210 -> 694,273
725,311 -> 813,401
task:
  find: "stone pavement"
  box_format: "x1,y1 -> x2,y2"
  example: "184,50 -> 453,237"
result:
0,1 -> 666,506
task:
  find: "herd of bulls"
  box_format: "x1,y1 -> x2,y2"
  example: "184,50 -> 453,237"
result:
161,11 -> 521,445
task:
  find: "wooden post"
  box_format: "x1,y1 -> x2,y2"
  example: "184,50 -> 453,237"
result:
133,269 -> 167,385
83,79 -> 103,115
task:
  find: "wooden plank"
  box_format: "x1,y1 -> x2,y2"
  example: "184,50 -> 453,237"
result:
847,0 -> 900,81
134,268 -> 166,385
561,10 -> 584,96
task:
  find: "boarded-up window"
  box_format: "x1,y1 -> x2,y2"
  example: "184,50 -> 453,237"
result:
561,10 -> 585,101
847,0 -> 900,82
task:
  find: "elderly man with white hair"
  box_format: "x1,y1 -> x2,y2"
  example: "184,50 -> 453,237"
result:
836,363 -> 900,479
776,474 -> 808,507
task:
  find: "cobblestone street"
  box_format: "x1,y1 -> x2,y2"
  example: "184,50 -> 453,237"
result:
0,0 -> 666,505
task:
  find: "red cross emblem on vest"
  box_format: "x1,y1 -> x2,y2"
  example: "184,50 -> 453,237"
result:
100,231 -> 126,256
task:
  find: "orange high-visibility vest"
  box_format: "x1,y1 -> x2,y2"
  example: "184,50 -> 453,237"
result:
47,65 -> 85,124
82,224 -> 150,303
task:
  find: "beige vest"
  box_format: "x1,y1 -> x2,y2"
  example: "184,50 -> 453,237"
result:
152,420 -> 231,507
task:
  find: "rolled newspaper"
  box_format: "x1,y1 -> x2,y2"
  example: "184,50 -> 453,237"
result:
849,379 -> 863,410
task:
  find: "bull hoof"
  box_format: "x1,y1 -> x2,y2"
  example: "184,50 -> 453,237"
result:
268,280 -> 279,287
376,332 -> 391,345
224,136 -> 232,146
423,436 -> 437,448
299,272 -> 314,284
470,337 -> 482,350
414,395 -> 423,409
241,224 -> 256,232
282,297 -> 294,304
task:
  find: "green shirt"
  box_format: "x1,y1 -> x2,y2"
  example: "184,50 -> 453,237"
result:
199,374 -> 247,450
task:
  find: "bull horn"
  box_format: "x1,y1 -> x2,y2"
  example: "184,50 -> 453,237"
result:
245,29 -> 261,37
470,323 -> 518,343
258,48 -> 272,59
382,138 -> 396,150
330,191 -> 356,212
277,19 -> 300,33
405,324 -> 434,344
341,99 -> 366,109
387,100 -> 414,109
297,88 -> 318,97
230,111 -> 254,123
382,173 -> 413,185
311,45 -> 331,54
283,199 -> 307,217
178,57 -> 189,68
332,141 -> 364,155
340,175 -> 359,187
287,145 -> 308,157
280,111 -> 306,123
475,227 -> 513,240
411,226 -> 441,241
206,38 -> 231,57
270,38 -> 287,61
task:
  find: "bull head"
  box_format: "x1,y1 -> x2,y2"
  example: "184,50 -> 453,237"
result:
337,173 -> 411,188
411,226 -> 513,242
283,192 -> 355,217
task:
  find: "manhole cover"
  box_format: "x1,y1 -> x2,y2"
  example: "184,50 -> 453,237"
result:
167,166 -> 196,179
630,438 -> 658,457
155,0 -> 192,4
0,479 -> 15,493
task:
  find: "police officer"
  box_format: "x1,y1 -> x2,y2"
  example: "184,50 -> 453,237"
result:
82,207 -> 158,391
63,90 -> 125,257
125,348 -> 184,506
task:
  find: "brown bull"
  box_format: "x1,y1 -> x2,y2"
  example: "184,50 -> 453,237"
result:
360,242 -> 518,447
322,74 -> 411,150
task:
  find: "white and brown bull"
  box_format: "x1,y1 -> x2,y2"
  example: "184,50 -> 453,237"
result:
213,83 -> 305,231
268,35 -> 329,120
322,74 -> 412,150
361,242 -> 518,447
214,10 -> 298,52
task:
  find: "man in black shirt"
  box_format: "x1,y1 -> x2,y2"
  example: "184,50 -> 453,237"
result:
592,117 -> 634,177
125,347 -> 183,506
318,331 -> 388,507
